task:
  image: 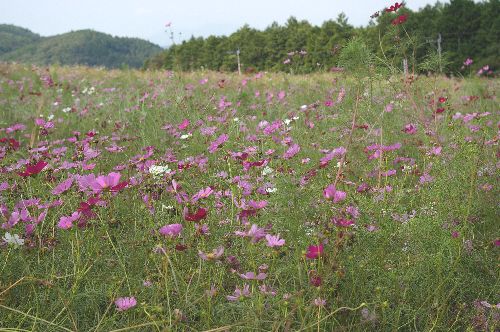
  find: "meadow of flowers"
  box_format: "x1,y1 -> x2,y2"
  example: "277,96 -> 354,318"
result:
0,61 -> 498,331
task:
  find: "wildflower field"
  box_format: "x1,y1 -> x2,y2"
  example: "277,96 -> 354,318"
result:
0,62 -> 498,331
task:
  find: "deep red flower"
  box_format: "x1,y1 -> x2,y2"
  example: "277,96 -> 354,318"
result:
0,138 -> 20,151
386,2 -> 404,12
438,97 -> 447,103
436,107 -> 446,114
309,271 -> 322,286
184,207 -> 207,222
18,160 -> 48,177
110,181 -> 129,192
392,14 -> 408,25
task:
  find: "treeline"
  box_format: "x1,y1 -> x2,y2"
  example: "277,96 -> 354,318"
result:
145,0 -> 499,74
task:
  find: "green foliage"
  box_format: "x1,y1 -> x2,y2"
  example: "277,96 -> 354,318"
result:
145,0 -> 499,74
0,24 -> 41,55
0,27 -> 162,68
0,63 -> 498,331
338,37 -> 375,78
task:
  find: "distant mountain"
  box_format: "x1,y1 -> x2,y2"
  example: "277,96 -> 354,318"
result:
0,24 -> 41,55
0,25 -> 162,68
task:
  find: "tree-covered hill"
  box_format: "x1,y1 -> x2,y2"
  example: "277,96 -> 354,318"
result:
145,0 -> 499,74
0,25 -> 162,68
0,24 -> 41,55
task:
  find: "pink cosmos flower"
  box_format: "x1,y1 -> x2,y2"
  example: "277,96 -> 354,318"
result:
313,297 -> 327,307
208,134 -> 229,153
235,224 -> 267,243
191,187 -> 213,202
463,58 -> 473,66
248,200 -> 267,209
159,223 -> 183,238
305,244 -> 324,259
265,234 -> 285,247
283,143 -> 300,159
323,185 -> 347,203
90,172 -> 127,193
178,119 -> 189,130
333,217 -> 355,228
403,123 -> 417,134
428,146 -> 442,156
57,211 -> 81,229
227,284 -> 251,301
115,297 -> 137,311
198,246 -> 224,261
51,177 -> 74,195
239,271 -> 267,280
419,173 -> 434,184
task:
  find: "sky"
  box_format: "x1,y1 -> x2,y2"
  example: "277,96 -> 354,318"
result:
1,0 -> 445,47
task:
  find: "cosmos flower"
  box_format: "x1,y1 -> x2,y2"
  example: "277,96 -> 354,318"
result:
239,271 -> 267,280
265,234 -> 285,247
90,172 -> 128,193
392,14 -> 408,25
159,223 -> 183,238
323,185 -> 347,203
227,284 -> 251,301
2,232 -> 24,247
115,297 -> 137,311
463,58 -> 473,66
57,211 -> 81,229
184,207 -> 207,222
403,123 -> 417,134
198,246 -> 224,261
305,244 -> 324,259
18,160 -> 48,177
386,2 -> 404,12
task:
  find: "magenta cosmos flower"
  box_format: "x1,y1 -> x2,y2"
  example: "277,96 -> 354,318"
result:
18,160 -> 48,177
323,185 -> 346,203
115,296 -> 137,311
306,244 -> 324,259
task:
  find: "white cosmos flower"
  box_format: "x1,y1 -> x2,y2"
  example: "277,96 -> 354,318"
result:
262,166 -> 273,176
149,165 -> 172,177
180,133 -> 192,140
2,232 -> 24,247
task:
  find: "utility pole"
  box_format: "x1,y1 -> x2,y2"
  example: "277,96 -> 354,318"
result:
227,49 -> 242,75
236,48 -> 242,76
425,33 -> 443,73
437,33 -> 442,73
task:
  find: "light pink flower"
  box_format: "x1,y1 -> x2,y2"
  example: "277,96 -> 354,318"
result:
265,234 -> 285,247
115,297 -> 137,311
198,246 -> 224,261
159,223 -> 183,237
239,272 -> 267,280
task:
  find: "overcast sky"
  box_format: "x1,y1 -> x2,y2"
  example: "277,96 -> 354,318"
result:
1,0 -> 445,47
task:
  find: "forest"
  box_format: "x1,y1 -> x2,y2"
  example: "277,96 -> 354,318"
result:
145,0 -> 499,74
